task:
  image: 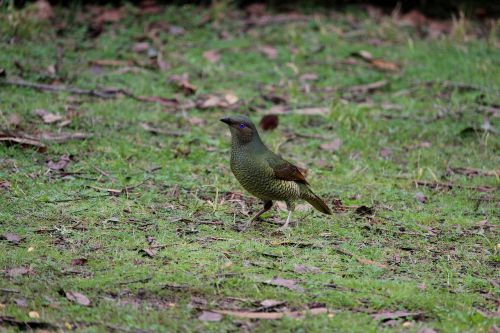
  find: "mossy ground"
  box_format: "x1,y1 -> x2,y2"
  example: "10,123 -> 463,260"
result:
0,4 -> 499,333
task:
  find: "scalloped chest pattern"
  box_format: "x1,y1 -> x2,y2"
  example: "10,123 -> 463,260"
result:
230,143 -> 301,202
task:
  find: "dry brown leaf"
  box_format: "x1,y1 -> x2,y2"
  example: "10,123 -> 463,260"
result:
168,74 -> 197,95
34,109 -> 63,124
2,232 -> 22,244
203,50 -> 220,63
415,192 -> 427,203
265,277 -> 304,292
345,80 -> 388,94
293,264 -> 321,274
258,45 -> 278,59
132,42 -> 150,53
136,96 -> 179,107
320,139 -> 342,152
6,267 -> 32,278
65,291 -> 90,306
357,258 -> 386,269
351,51 -> 399,72
213,307 -> 327,320
92,7 -> 124,25
47,154 -> 70,171
0,180 -> 11,190
259,114 -> 279,131
70,258 -> 88,266
379,147 -> 392,159
299,73 -> 318,82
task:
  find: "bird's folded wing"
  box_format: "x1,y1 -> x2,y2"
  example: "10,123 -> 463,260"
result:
266,156 -> 309,185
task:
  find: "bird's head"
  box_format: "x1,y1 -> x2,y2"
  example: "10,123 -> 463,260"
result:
220,115 -> 260,145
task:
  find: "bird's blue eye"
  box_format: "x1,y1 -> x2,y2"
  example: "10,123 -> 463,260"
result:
239,123 -> 245,129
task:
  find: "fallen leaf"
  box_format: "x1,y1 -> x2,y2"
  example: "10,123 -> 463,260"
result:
357,258 -> 387,269
28,311 -> 40,319
417,283 -> 426,291
259,115 -> 279,131
299,73 -> 318,82
198,311 -> 223,322
203,50 -> 220,63
371,310 -> 423,322
345,80 -> 388,94
92,7 -> 124,26
379,147 -> 392,159
196,94 -> 239,109
213,307 -> 327,320
6,267 -> 32,277
65,291 -> 90,306
187,117 -> 205,126
2,232 -> 21,244
264,277 -> 304,292
320,139 -> 342,152
70,258 -> 88,266
258,45 -> 278,59
14,298 -> 28,307
140,248 -> 157,258
331,198 -> 347,213
293,264 -> 321,274
415,192 -> 427,203
47,154 -> 70,171
34,109 -> 63,124
168,74 -> 197,95
351,51 -> 399,72
132,42 -> 150,53
135,96 -> 179,107
0,180 -> 11,190
354,205 -> 374,217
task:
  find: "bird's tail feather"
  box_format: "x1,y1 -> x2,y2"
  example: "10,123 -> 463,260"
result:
300,186 -> 332,215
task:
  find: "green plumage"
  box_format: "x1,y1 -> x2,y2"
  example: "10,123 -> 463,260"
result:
220,115 -> 332,230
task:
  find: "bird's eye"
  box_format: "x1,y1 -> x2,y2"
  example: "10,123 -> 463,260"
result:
239,123 -> 245,129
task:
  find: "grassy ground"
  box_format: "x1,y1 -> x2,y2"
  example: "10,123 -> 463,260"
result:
0,3 -> 499,333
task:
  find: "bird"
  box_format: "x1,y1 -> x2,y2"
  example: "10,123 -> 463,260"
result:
220,115 -> 332,231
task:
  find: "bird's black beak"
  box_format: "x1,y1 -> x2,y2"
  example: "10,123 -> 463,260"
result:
220,117 -> 231,125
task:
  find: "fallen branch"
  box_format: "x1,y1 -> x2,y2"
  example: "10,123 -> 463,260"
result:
414,80 -> 500,96
0,78 -> 132,99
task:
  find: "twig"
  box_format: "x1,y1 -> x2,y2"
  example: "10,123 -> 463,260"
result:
414,80 -> 500,96
0,78 -> 131,99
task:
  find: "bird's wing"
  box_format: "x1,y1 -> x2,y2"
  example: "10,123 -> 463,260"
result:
266,154 -> 309,185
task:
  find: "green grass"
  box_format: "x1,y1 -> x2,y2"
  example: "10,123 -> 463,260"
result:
0,4 -> 499,333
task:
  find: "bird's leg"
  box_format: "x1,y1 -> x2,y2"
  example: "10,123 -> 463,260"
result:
242,200 -> 273,230
276,210 -> 293,231
276,201 -> 295,232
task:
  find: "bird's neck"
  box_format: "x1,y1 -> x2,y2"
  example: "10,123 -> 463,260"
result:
231,134 -> 266,153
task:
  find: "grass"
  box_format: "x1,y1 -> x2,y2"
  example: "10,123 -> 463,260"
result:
0,4 -> 499,332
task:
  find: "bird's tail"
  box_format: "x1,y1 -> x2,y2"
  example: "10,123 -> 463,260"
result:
300,185 -> 332,215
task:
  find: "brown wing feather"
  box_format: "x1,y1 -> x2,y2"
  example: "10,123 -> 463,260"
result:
273,163 -> 309,185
